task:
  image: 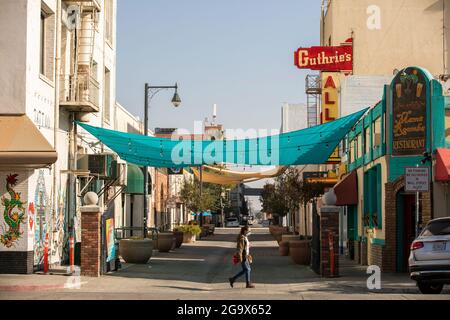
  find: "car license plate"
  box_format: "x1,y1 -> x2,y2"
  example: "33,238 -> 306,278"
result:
432,241 -> 446,251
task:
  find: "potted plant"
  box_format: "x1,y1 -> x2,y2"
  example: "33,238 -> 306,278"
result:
157,232 -> 176,252
289,237 -> 311,265
173,227 -> 184,248
119,236 -> 154,264
279,241 -> 289,256
177,224 -> 201,243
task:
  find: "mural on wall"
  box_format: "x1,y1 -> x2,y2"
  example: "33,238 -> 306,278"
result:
392,68 -> 427,156
0,174 -> 27,248
34,170 -> 51,266
50,185 -> 67,264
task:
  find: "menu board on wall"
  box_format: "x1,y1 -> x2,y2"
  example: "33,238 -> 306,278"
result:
392,68 -> 427,156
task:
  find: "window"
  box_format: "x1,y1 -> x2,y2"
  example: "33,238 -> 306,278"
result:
103,67 -> 111,122
92,60 -> 98,82
40,11 -> 45,75
373,117 -> 382,148
364,127 -> 371,154
363,165 -> 382,229
446,109 -> 450,142
349,138 -> 358,162
39,3 -> 55,80
357,134 -> 362,159
105,0 -> 113,44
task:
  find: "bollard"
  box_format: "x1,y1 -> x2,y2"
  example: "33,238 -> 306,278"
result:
44,233 -> 49,274
69,237 -> 75,274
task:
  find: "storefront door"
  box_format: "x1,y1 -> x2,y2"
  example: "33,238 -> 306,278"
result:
396,190 -> 416,272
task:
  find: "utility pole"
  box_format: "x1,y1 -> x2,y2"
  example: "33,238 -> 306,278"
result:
199,165 -> 203,228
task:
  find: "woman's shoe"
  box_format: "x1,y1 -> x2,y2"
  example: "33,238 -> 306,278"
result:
246,283 -> 255,288
229,278 -> 234,288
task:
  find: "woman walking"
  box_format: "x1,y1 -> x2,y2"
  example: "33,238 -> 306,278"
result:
229,226 -> 255,288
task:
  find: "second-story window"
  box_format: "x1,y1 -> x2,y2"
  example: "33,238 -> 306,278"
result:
357,134 -> 362,159
40,3 -> 55,81
105,0 -> 113,44
364,127 -> 371,154
373,117 -> 382,148
103,67 -> 111,122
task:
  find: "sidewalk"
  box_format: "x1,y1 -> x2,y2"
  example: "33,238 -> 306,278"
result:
0,228 -> 449,299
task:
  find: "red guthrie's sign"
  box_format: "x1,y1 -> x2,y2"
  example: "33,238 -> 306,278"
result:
294,44 -> 353,72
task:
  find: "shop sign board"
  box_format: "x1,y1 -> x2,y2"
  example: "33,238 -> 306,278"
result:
405,167 -> 429,192
392,68 -> 427,156
322,72 -> 341,164
294,43 -> 353,72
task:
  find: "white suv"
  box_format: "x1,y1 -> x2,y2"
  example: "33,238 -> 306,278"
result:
409,217 -> 450,294
226,217 -> 240,228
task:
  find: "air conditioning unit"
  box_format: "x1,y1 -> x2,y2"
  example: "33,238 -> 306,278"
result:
77,153 -> 116,179
111,160 -> 127,186
62,4 -> 81,31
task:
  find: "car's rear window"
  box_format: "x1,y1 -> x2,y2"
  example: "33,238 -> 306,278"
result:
421,220 -> 450,237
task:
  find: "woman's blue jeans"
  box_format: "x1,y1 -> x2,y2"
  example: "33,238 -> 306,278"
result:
232,260 -> 251,284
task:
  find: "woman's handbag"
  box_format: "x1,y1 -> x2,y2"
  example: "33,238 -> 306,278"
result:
232,254 -> 239,265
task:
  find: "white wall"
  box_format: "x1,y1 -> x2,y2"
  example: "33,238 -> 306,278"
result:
281,103 -> 307,133
323,0 -> 446,77
0,0 -> 28,114
339,75 -> 392,116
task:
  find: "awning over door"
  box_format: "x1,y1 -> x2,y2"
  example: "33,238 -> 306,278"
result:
0,115 -> 57,169
435,148 -> 450,181
334,170 -> 358,206
124,163 -> 144,194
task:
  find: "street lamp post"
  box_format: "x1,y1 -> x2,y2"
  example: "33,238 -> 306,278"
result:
143,83 -> 181,238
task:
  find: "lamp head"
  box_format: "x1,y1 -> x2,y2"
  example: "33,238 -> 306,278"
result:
171,83 -> 181,107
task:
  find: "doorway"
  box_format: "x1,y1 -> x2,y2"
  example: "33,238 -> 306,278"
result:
396,189 -> 418,272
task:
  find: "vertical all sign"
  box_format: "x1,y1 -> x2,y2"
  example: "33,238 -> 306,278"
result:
321,72 -> 341,163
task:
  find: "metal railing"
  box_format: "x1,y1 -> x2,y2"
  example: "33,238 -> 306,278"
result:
60,72 -> 100,108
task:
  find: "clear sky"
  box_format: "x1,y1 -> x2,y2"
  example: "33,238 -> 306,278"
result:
116,0 -> 321,133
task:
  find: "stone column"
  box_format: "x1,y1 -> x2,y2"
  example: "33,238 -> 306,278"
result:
80,192 -> 101,277
319,190 -> 340,277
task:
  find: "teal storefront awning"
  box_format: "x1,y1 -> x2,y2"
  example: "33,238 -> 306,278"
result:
76,108 -> 368,168
124,163 -> 144,194
192,212 -> 212,217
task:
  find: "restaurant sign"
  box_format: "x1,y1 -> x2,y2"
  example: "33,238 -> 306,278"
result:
294,41 -> 353,72
322,72 -> 341,164
392,68 -> 427,156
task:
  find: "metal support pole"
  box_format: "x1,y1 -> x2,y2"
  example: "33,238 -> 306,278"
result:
143,83 -> 149,238
199,165 -> 203,228
416,191 -> 420,238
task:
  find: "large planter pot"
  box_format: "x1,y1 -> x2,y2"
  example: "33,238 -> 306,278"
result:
173,231 -> 184,248
273,231 -> 283,244
119,239 -> 153,264
279,241 -> 289,256
282,234 -> 300,244
183,232 -> 196,243
200,226 -> 209,238
158,233 -> 175,252
289,240 -> 311,265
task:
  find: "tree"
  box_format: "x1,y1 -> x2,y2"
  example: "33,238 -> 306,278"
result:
260,182 -> 289,225
179,179 -> 233,224
298,180 -> 327,236
260,167 -> 327,231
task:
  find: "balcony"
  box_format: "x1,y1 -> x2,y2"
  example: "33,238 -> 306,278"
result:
59,73 -> 100,112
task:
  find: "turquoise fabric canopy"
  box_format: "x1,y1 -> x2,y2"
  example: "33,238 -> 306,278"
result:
76,108 -> 367,168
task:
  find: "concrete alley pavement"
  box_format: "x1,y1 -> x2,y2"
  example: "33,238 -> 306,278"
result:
1,228 -> 450,300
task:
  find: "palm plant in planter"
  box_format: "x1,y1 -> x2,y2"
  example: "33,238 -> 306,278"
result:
177,224 -> 201,243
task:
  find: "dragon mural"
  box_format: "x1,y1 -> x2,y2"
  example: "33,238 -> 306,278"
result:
1,174 -> 27,248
